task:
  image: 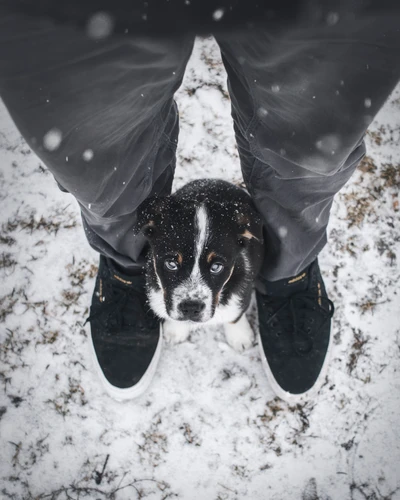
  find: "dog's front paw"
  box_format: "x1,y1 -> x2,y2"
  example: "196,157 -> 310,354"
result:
163,320 -> 191,345
224,314 -> 254,353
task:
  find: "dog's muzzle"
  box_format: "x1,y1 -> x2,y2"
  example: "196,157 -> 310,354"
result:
178,300 -> 206,322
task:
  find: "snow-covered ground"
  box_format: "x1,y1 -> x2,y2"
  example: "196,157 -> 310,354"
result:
0,37 -> 399,500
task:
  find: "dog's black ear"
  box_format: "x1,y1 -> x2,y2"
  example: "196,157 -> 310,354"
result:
135,196 -> 170,238
234,203 -> 264,246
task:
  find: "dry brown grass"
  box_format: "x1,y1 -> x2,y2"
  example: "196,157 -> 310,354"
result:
343,194 -> 375,228
347,329 -> 369,374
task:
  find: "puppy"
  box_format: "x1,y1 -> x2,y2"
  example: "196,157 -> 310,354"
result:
136,179 -> 264,351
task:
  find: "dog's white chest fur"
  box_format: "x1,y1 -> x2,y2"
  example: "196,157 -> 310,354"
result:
162,313 -> 254,353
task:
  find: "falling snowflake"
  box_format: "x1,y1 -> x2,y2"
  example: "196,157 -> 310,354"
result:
364,98 -> 372,108
86,12 -> 114,39
43,129 -> 62,151
212,8 -> 225,21
326,12 -> 339,26
257,107 -> 268,118
83,149 -> 94,162
278,226 -> 288,238
315,134 -> 341,155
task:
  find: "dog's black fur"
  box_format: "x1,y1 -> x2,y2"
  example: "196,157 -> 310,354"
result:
136,179 -> 264,350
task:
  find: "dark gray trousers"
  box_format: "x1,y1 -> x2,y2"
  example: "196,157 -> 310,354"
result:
1,6 -> 399,281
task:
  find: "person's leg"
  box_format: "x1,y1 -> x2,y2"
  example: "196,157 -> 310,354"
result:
0,8 -> 195,398
0,9 -> 195,273
216,3 -> 400,401
217,5 -> 400,281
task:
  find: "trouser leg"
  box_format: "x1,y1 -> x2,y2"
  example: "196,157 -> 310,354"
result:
0,9 -> 195,271
216,4 -> 400,281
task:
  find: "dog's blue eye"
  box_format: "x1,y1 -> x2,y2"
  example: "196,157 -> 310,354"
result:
210,263 -> 224,274
165,259 -> 178,271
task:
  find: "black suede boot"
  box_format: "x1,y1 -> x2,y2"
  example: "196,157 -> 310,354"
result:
86,256 -> 161,400
256,260 -> 334,403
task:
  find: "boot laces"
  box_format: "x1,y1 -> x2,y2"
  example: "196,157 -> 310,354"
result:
262,292 -> 334,356
86,282 -> 154,339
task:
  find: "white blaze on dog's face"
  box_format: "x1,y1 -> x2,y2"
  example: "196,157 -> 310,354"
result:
167,205 -> 213,321
137,182 -> 264,324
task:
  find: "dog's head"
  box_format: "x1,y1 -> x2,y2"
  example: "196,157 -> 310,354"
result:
136,190 -> 264,323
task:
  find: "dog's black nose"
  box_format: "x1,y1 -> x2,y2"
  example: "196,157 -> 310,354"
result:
179,300 -> 206,320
